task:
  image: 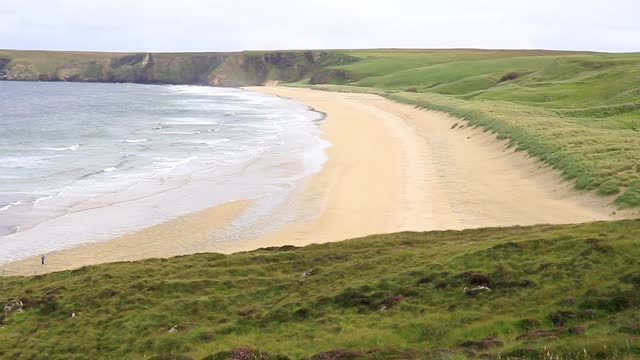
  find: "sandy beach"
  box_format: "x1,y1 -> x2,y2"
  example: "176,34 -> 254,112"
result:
2,87 -> 634,276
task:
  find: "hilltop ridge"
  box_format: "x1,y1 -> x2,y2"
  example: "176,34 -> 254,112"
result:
0,49 -> 357,86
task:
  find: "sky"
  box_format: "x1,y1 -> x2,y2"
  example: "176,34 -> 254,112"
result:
1,0 -> 638,53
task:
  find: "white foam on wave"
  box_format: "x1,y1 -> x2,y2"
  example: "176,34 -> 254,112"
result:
159,131 -> 201,135
0,200 -> 22,212
169,85 -> 235,96
155,156 -> 199,164
43,144 -> 80,151
114,139 -> 147,143
153,156 -> 199,175
165,122 -> 215,126
164,117 -> 217,126
103,167 -> 117,172
34,195 -> 55,206
0,155 -> 63,168
179,139 -> 231,147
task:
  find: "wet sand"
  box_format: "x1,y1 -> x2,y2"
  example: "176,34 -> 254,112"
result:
1,201 -> 250,276
2,87 -> 634,276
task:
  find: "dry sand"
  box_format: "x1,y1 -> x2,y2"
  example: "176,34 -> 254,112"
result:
235,87 -> 632,250
2,87 -> 634,276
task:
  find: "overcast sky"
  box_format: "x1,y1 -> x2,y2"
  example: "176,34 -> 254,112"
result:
1,0 -> 638,53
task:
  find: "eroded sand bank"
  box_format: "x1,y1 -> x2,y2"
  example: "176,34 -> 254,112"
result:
3,87 -> 633,276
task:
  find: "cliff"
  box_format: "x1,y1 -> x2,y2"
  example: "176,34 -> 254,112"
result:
0,50 -> 357,86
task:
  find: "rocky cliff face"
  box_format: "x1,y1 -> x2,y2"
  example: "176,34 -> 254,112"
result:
0,57 -> 10,80
0,50 -> 357,86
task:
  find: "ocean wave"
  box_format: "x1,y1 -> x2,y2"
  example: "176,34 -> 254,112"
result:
159,131 -> 201,135
43,144 -> 80,151
153,156 -> 199,175
0,155 -> 62,168
34,194 -> 55,206
155,156 -> 199,163
114,139 -> 148,143
164,117 -> 217,126
76,164 -> 121,181
165,122 -> 215,126
180,139 -> 230,146
0,200 -> 22,212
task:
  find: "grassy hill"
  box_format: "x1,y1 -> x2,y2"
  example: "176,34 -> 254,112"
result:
1,220 -> 640,359
296,49 -> 640,207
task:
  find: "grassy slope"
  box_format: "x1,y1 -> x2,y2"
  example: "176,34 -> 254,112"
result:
298,49 -> 640,207
0,50 -> 129,73
2,220 -> 640,359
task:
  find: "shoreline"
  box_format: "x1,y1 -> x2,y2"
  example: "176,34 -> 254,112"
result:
233,87 -> 635,251
1,200 -> 251,276
2,87 -> 635,276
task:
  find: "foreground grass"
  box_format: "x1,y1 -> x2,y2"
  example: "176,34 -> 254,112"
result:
300,49 -> 640,207
1,220 -> 640,359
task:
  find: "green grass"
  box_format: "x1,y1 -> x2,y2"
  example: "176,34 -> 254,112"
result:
2,220 -> 640,359
0,49 -> 129,73
295,49 -> 640,206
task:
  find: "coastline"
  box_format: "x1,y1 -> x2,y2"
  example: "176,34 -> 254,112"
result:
234,87 -> 634,251
2,86 -> 635,276
1,200 -> 251,276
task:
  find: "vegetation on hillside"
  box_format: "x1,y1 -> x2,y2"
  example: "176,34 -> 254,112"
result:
1,220 -> 640,359
0,49 -> 357,85
299,49 -> 640,207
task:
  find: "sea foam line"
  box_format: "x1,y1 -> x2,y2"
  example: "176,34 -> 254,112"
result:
159,131 -> 201,135
114,139 -> 148,143
43,144 -> 80,151
0,200 -> 22,212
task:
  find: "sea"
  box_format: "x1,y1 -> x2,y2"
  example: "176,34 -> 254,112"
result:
0,81 -> 328,264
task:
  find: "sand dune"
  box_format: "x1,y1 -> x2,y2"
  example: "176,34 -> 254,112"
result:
2,87 -> 634,276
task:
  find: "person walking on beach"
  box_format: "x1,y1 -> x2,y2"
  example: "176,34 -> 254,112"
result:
41,255 -> 46,266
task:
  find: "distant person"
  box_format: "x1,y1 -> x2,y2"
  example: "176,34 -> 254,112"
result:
41,255 -> 46,266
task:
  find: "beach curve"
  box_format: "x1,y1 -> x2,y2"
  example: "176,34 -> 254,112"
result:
2,86 -> 635,276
